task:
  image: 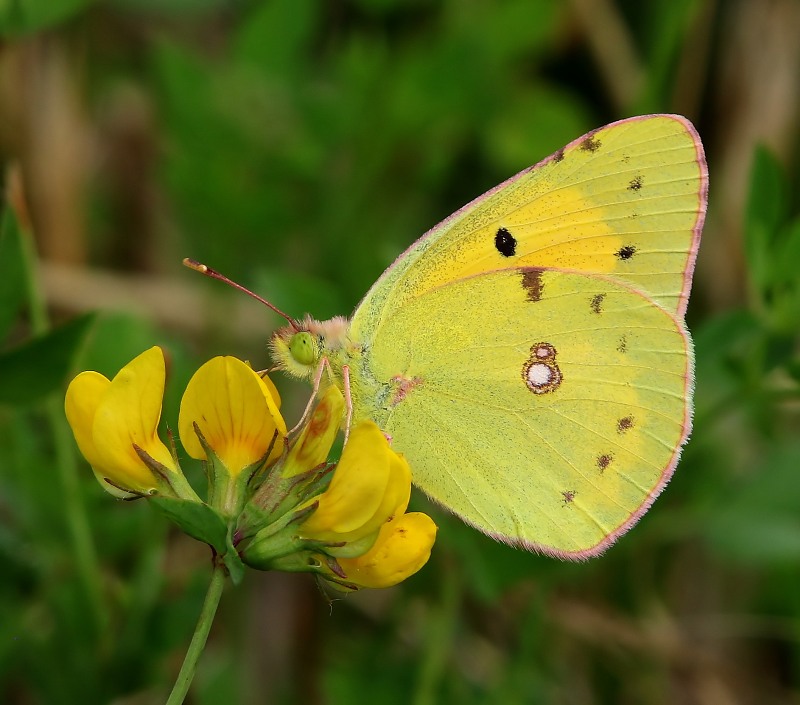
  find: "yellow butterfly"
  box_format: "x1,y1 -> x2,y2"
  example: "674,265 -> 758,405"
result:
196,114 -> 708,558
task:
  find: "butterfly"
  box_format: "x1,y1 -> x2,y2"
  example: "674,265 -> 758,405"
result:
194,114 -> 707,558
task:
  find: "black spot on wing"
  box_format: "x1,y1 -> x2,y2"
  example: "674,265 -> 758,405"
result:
628,175 -> 643,191
520,269 -> 544,302
553,149 -> 565,163
580,135 -> 601,152
590,293 -> 605,314
617,335 -> 628,353
617,416 -> 635,433
597,454 -> 613,472
495,227 -> 517,257
616,245 -> 637,261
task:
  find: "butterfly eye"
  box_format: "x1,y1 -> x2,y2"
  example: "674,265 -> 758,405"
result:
289,332 -> 319,366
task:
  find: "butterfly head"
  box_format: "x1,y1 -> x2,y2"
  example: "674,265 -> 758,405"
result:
270,315 -> 350,380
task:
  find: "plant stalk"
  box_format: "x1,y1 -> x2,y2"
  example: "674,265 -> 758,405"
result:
166,562 -> 227,705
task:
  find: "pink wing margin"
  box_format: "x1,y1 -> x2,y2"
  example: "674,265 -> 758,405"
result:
355,113 -> 709,323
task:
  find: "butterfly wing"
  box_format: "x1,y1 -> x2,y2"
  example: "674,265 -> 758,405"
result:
343,114 -> 705,555
352,114 -> 706,336
349,268 -> 692,557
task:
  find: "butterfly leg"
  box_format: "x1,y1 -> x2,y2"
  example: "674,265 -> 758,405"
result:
342,364 -> 353,445
287,356 -> 331,435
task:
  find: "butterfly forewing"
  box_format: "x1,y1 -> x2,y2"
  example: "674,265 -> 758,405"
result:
352,114 -> 706,336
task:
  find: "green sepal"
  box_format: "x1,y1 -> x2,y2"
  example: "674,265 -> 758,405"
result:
244,429 -> 283,491
133,444 -> 201,503
325,528 -> 380,559
149,496 -> 228,555
315,557 -> 359,593
241,527 -> 309,568
254,551 -> 359,592
318,575 -> 359,593
238,462 -> 332,540
235,502 -> 272,544
239,502 -> 321,569
267,551 -> 324,575
191,423 -> 229,513
191,423 -> 277,520
222,532 -> 246,586
230,450 -> 273,518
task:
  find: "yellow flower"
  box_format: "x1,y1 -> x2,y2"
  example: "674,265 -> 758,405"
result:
281,386 -> 344,478
337,512 -> 437,589
299,421 -> 411,545
67,345 -> 438,589
179,356 -> 286,477
65,346 -> 178,496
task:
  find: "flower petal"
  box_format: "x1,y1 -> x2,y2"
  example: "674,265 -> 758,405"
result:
383,451 -> 412,518
179,356 -> 287,477
301,421 -> 406,543
282,386 -> 344,477
260,373 -> 281,408
338,512 -> 438,589
92,346 -> 176,492
65,370 -> 111,471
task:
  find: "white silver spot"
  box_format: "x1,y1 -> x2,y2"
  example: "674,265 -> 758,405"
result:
525,363 -> 562,394
527,363 -> 552,386
522,341 -> 562,394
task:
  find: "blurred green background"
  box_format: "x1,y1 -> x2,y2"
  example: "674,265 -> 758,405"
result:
1,0 -> 800,703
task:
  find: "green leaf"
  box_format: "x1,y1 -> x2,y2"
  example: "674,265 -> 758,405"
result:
0,208 -> 27,340
0,313 -> 95,406
149,496 -> 228,555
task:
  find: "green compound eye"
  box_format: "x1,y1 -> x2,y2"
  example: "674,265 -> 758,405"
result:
289,331 -> 318,366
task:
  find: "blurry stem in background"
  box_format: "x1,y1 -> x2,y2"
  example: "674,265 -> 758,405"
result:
413,560 -> 460,705
17,219 -> 109,638
568,0 -> 643,111
166,562 -> 227,705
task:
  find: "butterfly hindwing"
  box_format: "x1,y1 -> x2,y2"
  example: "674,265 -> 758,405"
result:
351,268 -> 692,557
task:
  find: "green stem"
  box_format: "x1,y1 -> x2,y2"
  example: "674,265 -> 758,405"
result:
16,218 -> 108,636
166,562 -> 227,705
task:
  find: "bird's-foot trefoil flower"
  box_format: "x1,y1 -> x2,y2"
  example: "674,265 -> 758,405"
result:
65,346 -> 197,501
65,348 -> 436,593
239,394 -> 437,591
179,355 -> 287,519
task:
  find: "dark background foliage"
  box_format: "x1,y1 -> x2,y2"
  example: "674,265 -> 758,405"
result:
1,0 -> 800,703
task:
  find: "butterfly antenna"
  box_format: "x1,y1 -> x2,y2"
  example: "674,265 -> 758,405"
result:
183,258 -> 300,331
